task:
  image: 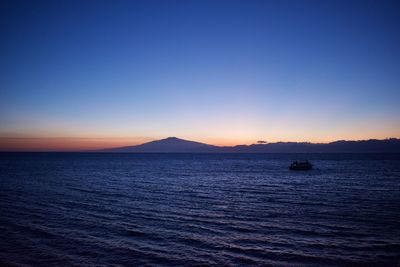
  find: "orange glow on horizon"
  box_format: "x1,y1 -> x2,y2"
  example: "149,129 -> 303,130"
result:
0,133 -> 399,151
0,137 -> 151,152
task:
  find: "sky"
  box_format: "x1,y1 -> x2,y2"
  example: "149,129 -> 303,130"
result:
1,0 -> 400,151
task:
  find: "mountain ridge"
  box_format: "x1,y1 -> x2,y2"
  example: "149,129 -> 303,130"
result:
99,137 -> 217,153
100,137 -> 400,153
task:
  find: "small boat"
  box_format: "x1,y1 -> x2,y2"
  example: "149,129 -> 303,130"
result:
289,160 -> 313,171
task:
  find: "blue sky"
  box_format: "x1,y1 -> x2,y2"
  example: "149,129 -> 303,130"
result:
1,0 -> 399,149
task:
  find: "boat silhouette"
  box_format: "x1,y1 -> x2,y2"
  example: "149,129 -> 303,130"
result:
289,160 -> 313,170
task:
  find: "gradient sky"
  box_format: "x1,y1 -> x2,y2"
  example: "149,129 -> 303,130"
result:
1,0 -> 400,150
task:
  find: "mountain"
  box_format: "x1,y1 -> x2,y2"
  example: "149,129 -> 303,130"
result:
100,137 -> 400,153
101,137 -> 218,153
217,138 -> 400,153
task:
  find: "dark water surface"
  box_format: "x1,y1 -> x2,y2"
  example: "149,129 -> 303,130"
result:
0,153 -> 399,266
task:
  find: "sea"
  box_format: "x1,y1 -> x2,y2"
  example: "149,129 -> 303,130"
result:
0,153 -> 399,266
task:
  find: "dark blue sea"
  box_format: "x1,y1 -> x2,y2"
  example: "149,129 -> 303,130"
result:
0,153 -> 399,266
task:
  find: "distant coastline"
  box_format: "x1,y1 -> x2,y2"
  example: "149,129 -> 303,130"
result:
98,137 -> 400,153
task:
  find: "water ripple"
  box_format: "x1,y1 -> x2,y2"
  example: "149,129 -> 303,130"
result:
0,153 -> 399,266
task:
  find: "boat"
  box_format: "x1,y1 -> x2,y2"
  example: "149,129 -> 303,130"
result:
289,160 -> 313,170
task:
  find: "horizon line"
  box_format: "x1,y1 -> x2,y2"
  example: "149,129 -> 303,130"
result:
0,136 -> 399,153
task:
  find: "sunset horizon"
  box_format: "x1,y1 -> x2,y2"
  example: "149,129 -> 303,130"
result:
1,134 -> 399,152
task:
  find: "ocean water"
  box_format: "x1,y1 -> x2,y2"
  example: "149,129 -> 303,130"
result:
0,153 -> 399,266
